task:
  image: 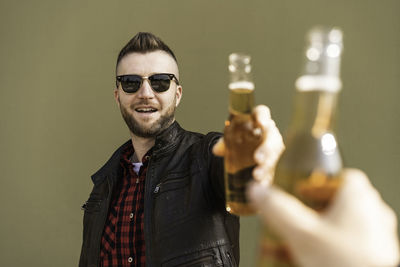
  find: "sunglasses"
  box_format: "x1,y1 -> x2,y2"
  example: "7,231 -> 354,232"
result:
116,73 -> 180,93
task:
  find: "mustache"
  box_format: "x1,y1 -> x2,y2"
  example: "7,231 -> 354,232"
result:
130,100 -> 159,109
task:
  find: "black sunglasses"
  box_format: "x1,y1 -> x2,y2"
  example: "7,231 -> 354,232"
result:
116,73 -> 179,93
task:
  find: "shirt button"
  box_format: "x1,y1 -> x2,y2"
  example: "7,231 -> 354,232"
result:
128,256 -> 133,263
129,213 -> 134,219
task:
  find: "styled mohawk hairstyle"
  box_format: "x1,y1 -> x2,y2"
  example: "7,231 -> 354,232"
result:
116,32 -> 177,72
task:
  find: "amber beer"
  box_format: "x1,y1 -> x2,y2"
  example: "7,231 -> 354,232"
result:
273,90 -> 342,210
258,27 -> 344,266
224,53 -> 264,216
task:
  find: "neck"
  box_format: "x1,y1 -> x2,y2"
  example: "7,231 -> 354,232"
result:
130,134 -> 155,163
289,90 -> 338,137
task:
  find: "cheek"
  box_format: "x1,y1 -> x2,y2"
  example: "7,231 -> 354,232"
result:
118,95 -> 134,107
161,94 -> 177,109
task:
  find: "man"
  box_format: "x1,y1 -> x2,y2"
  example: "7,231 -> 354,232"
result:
79,32 -> 282,267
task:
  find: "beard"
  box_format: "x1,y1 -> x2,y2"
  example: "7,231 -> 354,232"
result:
119,99 -> 176,138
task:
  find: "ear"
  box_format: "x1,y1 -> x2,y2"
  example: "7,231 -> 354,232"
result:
175,85 -> 183,107
114,88 -> 120,107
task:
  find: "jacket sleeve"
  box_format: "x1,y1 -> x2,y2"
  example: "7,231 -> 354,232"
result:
202,132 -> 226,206
202,132 -> 241,265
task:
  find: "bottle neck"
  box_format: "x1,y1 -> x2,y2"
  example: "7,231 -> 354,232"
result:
288,26 -> 343,136
229,86 -> 255,115
288,89 -> 339,137
228,53 -> 254,115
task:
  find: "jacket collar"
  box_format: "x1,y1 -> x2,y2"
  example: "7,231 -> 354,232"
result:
91,121 -> 183,185
153,121 -> 183,153
90,140 -> 129,185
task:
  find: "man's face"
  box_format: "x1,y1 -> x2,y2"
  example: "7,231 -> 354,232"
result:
115,50 -> 182,138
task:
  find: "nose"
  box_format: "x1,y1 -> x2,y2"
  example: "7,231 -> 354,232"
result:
137,78 -> 155,99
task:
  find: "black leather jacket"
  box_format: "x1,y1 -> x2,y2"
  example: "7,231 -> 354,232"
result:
79,122 -> 240,267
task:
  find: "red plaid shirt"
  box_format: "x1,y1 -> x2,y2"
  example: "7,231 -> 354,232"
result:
100,143 -> 150,267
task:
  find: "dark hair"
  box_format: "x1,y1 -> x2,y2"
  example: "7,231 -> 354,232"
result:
116,32 -> 178,73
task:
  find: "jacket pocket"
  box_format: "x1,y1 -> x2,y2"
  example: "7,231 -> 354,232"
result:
81,198 -> 104,251
81,199 -> 102,213
153,171 -> 191,235
153,173 -> 190,194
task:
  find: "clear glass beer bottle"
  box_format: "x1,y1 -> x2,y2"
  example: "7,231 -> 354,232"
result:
258,26 -> 344,266
224,53 -> 264,216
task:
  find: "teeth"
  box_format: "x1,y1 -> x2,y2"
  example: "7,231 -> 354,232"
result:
136,108 -> 157,112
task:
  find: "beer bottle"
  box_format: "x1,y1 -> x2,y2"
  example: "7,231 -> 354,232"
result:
224,53 -> 264,216
258,26 -> 344,266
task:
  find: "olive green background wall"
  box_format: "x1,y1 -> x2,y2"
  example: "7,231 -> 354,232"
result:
1,0 -> 399,266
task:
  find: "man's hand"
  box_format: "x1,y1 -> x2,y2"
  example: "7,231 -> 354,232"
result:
213,104 -> 285,183
248,168 -> 400,267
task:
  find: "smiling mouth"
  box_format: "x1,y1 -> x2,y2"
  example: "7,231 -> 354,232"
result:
135,107 -> 158,113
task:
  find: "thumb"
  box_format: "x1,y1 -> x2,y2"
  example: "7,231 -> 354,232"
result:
247,181 -> 321,239
212,137 -> 226,157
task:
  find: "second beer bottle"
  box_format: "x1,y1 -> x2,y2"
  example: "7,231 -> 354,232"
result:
224,53 -> 264,216
258,26 -> 344,266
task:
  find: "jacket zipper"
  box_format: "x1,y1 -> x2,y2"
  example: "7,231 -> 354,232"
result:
145,154 -> 155,266
81,199 -> 102,212
153,176 -> 187,195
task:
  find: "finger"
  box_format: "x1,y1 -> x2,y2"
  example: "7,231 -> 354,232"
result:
330,168 -> 398,232
325,168 -> 400,265
212,137 -> 226,157
253,107 -> 284,160
254,125 -> 285,185
252,105 -> 271,130
247,181 -> 321,239
255,126 -> 284,163
327,168 -> 378,220
326,168 -> 397,240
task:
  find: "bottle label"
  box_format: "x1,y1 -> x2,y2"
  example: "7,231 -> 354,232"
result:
226,165 -> 255,203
